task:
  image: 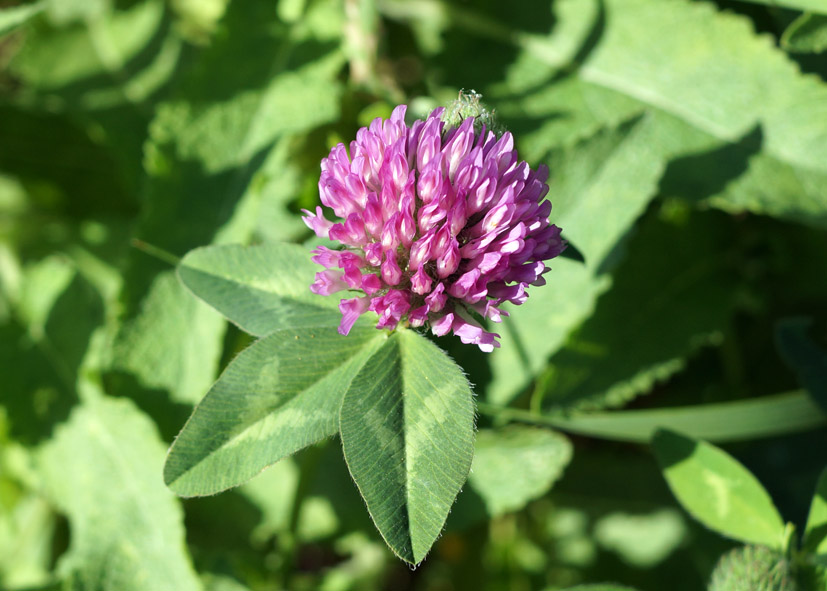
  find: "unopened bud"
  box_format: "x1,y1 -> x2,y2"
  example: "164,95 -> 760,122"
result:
708,545 -> 797,591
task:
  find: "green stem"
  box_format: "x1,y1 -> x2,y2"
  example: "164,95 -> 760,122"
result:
477,392 -> 827,443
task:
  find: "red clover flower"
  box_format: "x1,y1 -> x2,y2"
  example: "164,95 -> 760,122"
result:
303,102 -> 565,352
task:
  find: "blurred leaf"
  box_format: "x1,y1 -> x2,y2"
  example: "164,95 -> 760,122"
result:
148,47 -> 343,174
177,243 -> 341,337
6,1 -> 180,192
0,107 -> 138,236
250,138 -> 318,243
540,210 -> 737,411
486,114 -> 664,404
652,429 -> 786,548
0,257 -> 103,443
511,391 -> 825,443
485,259 -> 607,405
782,13 -> 827,53
593,509 -> 686,567
169,0 -> 229,43
10,0 -> 173,106
45,0 -> 110,25
776,317 -> 827,411
164,326 -> 385,496
732,0 -> 827,15
340,330 -> 474,564
560,585 -> 640,591
201,573 -> 251,591
468,426 -> 572,516
804,467 -> 827,555
486,0 -> 827,228
0,2 -> 45,38
38,396 -> 200,591
316,532 -> 387,591
0,320 -> 76,444
0,484 -> 55,589
110,271 -> 225,405
546,114 -> 665,273
237,457 -> 298,540
109,0 -> 345,406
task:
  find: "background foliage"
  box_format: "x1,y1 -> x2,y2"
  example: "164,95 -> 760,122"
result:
1,0 -> 826,589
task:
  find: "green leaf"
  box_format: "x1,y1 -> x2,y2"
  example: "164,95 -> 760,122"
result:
776,317 -> 827,411
169,0 -> 229,43
733,0 -> 827,15
782,13 -> 827,53
497,391 -> 824,443
652,429 -> 786,548
540,208 -> 737,411
144,0 -> 344,177
201,573 -> 252,591
804,467 -> 827,555
10,0 -> 173,105
164,326 -> 385,496
339,330 -> 475,564
109,0 -> 345,406
150,50 -> 343,175
481,0 -> 827,228
110,271 -> 225,405
486,114 -> 662,404
467,426 -> 572,516
594,509 -> 687,568
0,2 -> 45,38
0,257 -> 103,443
560,585 -> 640,591
545,114 -> 665,273
38,396 -> 200,591
237,457 -> 299,539
0,481 -> 55,589
45,0 -> 110,25
177,243 -> 341,337
485,258 -> 607,405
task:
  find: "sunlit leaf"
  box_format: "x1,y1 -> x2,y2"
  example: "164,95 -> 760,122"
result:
110,271 -> 224,405
594,509 -> 687,568
10,0 -> 173,105
804,467 -> 827,555
652,429 -> 786,548
0,2 -> 45,38
482,0 -> 827,227
109,0 -> 345,406
38,396 -> 200,591
468,426 -> 572,516
782,13 -> 827,53
0,481 -> 55,588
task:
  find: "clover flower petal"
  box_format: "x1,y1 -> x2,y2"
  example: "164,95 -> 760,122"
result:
303,104 -> 565,351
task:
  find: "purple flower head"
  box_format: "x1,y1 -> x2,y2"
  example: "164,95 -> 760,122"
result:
303,104 -> 565,352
